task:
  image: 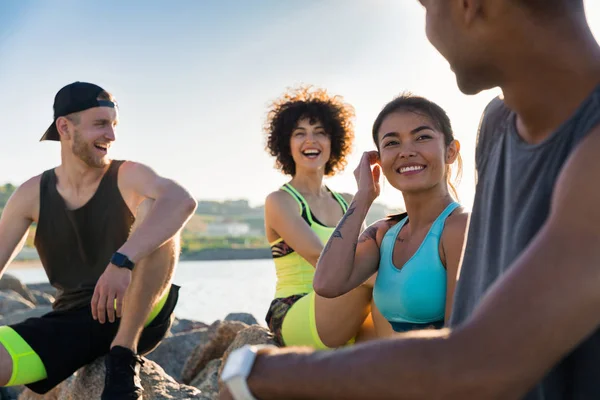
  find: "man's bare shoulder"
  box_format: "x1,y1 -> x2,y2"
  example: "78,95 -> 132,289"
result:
19,174 -> 43,193
5,174 -> 43,221
117,160 -> 180,188
117,160 -> 153,178
17,174 -> 43,202
550,124 -> 600,231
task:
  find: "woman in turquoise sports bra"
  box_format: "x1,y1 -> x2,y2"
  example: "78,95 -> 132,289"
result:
313,94 -> 469,336
264,86 -> 375,349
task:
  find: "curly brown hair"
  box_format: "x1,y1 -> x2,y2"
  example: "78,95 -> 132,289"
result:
265,85 -> 355,177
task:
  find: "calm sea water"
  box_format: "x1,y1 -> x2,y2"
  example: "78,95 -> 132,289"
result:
7,260 -> 277,326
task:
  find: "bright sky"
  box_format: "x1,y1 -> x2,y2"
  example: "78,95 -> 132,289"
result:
1,1 -> 599,210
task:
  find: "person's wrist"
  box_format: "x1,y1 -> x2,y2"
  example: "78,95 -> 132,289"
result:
110,251 -> 135,270
354,189 -> 376,204
116,242 -> 142,264
223,345 -> 278,400
246,348 -> 272,397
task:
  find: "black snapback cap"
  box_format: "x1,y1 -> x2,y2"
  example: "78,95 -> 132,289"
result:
40,81 -> 116,141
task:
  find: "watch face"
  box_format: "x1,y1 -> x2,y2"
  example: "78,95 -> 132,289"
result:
111,252 -> 133,269
113,253 -> 125,265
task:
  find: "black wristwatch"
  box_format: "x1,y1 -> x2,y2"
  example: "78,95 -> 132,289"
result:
110,252 -> 135,271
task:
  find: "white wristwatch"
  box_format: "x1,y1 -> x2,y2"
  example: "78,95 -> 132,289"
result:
221,344 -> 275,400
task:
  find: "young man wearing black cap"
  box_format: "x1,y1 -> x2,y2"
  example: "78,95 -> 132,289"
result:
0,82 -> 197,399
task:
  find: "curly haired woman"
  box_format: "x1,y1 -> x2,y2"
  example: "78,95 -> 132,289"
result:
264,86 -> 374,349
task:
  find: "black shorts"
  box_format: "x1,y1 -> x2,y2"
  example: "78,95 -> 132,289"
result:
10,284 -> 179,394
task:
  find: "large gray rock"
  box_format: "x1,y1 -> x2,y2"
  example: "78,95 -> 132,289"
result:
0,275 -> 36,304
170,318 -> 209,335
0,306 -> 52,326
30,290 -> 54,306
0,291 -> 35,316
146,327 -> 212,381
190,358 -> 221,398
0,386 -> 23,399
224,313 -> 258,326
18,358 -> 207,400
181,321 -> 248,384
25,283 -> 56,298
218,326 -> 277,383
17,377 -> 72,400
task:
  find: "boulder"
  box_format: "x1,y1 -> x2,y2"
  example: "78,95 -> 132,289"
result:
224,313 -> 258,326
0,386 -> 23,399
190,358 -> 221,398
0,275 -> 36,305
17,377 -> 72,400
29,290 -> 54,306
170,318 -> 209,335
146,327 -> 212,381
0,306 -> 52,326
18,358 -> 207,400
181,321 -> 247,384
25,283 -> 56,298
218,325 -> 277,383
0,291 -> 35,316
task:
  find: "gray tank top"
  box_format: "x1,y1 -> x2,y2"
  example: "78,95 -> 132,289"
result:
450,86 -> 600,399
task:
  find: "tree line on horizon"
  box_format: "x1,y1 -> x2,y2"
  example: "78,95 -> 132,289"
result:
1,183 -> 399,224
1,182 -> 400,260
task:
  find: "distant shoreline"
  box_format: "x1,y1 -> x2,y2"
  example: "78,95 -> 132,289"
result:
180,248 -> 272,261
9,248 -> 273,270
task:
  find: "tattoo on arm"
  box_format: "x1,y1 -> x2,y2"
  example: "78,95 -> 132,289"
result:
358,225 -> 378,243
330,206 -> 356,240
322,206 -> 356,254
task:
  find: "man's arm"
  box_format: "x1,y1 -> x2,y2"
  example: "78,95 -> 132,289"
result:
236,127 -> 600,400
117,162 -> 197,263
0,177 -> 38,276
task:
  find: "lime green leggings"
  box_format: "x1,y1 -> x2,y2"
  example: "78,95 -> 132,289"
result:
0,291 -> 169,386
281,291 -> 355,350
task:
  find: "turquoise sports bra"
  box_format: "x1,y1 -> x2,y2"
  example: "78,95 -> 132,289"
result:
373,202 -> 460,332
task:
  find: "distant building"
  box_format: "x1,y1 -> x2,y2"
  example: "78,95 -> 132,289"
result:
205,221 -> 251,237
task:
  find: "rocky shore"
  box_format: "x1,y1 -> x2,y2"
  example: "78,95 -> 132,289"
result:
0,275 -> 277,400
